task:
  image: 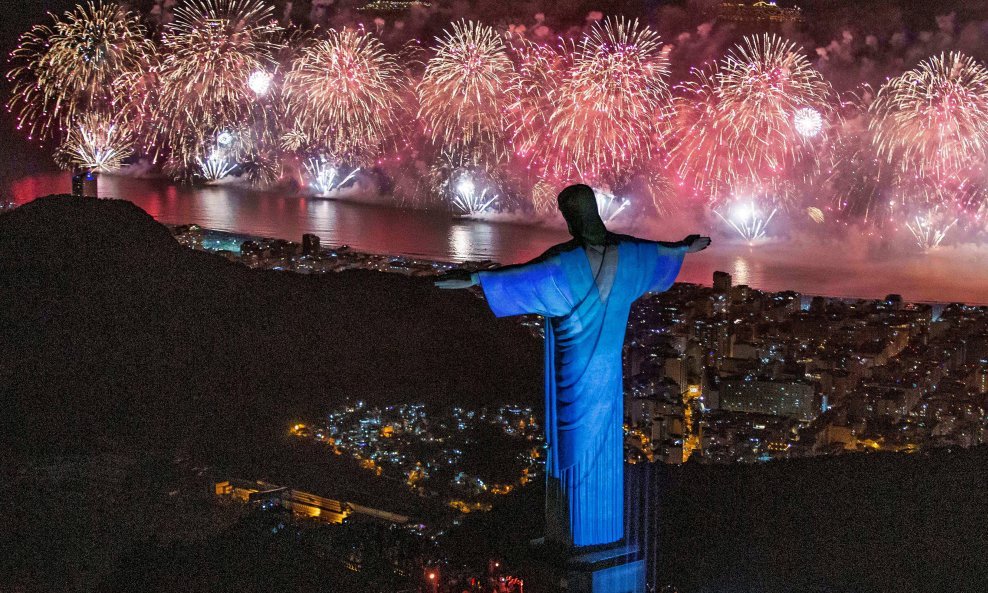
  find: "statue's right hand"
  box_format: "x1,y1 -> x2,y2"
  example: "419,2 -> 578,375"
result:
434,269 -> 477,289
683,235 -> 711,253
435,278 -> 476,289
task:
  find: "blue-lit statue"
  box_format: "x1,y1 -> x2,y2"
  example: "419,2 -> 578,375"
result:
437,184 -> 710,548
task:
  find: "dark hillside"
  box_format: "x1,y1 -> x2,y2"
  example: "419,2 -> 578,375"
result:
0,195 -> 542,462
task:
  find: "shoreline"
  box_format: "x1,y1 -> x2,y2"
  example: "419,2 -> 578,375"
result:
171,223 -> 984,310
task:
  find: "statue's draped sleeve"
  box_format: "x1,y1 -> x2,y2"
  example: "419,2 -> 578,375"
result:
630,240 -> 687,297
476,254 -> 574,318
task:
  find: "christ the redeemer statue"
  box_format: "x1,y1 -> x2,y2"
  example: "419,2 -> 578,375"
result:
436,184 -> 710,549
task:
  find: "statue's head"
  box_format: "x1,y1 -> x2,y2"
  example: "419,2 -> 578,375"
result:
557,184 -> 607,245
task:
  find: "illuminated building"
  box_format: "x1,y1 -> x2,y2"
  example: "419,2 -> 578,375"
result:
718,1 -> 804,27
214,479 -> 286,504
214,479 -> 410,525
71,169 -> 97,197
713,271 -> 732,294
720,377 -> 817,420
284,490 -> 351,523
358,0 -> 432,13
683,384 -> 703,462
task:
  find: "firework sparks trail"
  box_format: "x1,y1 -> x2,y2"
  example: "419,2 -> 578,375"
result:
418,21 -> 516,162
151,0 -> 284,177
715,201 -> 777,243
197,149 -> 236,182
506,35 -> 573,169
906,211 -> 959,251
530,180 -> 558,216
594,188 -> 631,223
6,1 -> 154,142
870,52 -> 988,183
514,18 -> 671,186
304,157 -> 360,195
284,28 -> 404,163
671,34 -> 831,209
56,111 -> 136,172
449,173 -> 498,216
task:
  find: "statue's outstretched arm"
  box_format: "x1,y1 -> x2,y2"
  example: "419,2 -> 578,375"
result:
679,235 -> 712,253
434,241 -> 574,290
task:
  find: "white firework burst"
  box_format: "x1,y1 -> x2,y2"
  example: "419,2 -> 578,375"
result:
304,157 -> 360,195
716,201 -> 777,243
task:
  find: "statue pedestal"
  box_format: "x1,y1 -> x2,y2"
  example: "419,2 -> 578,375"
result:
565,543 -> 645,593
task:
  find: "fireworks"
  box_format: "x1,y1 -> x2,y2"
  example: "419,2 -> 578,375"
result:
151,0 -> 283,176
715,201 -> 778,243
55,111 -> 136,172
11,3 -> 988,246
906,209 -> 959,251
672,34 -> 831,208
870,52 -> 988,182
417,21 -> 516,161
248,70 -> 274,96
450,175 -> 497,216
507,36 -> 574,166
794,107 -> 824,138
530,180 -> 558,216
516,18 -> 671,185
216,130 -> 236,149
6,1 -> 154,141
284,28 -> 404,162
448,173 -> 499,216
197,150 -> 236,182
864,53 -> 988,240
304,157 -> 360,195
594,188 -> 631,223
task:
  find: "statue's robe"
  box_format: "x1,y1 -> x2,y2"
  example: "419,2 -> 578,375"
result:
477,234 -> 686,547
